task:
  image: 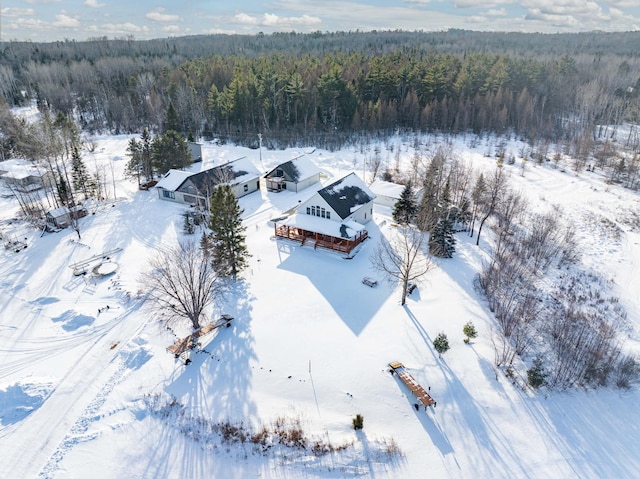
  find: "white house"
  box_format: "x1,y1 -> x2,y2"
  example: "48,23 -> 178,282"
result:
274,172 -> 375,254
264,155 -> 321,193
155,157 -> 261,207
0,159 -> 54,193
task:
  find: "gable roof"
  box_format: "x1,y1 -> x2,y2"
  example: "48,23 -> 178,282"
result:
369,179 -> 405,200
265,155 -> 321,182
156,157 -> 260,193
155,169 -> 192,191
317,173 -> 375,220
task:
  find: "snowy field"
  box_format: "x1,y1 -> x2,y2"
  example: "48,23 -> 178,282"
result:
0,127 -> 639,479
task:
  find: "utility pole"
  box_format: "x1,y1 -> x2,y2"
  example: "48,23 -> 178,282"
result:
258,133 -> 264,172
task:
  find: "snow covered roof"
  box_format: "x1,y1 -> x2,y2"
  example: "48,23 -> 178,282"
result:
155,157 -> 261,193
369,180 -> 405,199
317,173 -> 375,220
279,213 -> 365,240
0,159 -> 45,180
264,155 -> 321,182
155,169 -> 192,191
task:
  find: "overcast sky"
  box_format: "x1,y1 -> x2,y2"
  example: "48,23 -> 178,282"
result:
2,1 -> 639,42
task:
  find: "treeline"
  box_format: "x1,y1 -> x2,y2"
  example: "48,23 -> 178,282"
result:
1,30 -> 640,150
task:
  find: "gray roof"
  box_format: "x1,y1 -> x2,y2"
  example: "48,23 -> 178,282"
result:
159,157 -> 260,194
264,155 -> 321,182
317,173 -> 375,220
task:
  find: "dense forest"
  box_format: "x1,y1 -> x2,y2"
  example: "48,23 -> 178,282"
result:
1,30 -> 640,151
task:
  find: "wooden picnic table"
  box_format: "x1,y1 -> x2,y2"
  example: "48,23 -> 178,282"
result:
389,361 -> 436,409
167,315 -> 233,360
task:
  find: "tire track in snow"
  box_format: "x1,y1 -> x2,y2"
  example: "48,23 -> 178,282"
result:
0,303 -> 147,479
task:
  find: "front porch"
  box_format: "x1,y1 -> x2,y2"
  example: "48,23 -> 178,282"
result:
274,223 -> 368,254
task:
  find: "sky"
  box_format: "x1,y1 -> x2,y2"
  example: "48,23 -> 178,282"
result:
1,0 -> 640,43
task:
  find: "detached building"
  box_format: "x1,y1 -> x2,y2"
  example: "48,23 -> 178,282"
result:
264,155 -> 321,193
156,157 -> 261,208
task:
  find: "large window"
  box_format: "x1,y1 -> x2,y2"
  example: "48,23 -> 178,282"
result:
162,190 -> 175,199
307,205 -> 331,220
183,194 -> 196,204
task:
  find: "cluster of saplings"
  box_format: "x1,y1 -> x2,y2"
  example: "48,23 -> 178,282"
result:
477,184 -> 639,390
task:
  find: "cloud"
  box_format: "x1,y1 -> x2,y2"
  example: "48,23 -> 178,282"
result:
84,0 -> 106,7
95,22 -> 151,34
1,8 -> 36,17
232,12 -> 321,28
452,0 -> 512,7
145,7 -> 180,23
53,11 -> 80,27
233,13 -> 259,25
262,13 -> 321,27
163,25 -> 180,33
24,0 -> 61,4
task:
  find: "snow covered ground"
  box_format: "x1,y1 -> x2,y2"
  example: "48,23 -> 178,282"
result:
0,130 -> 639,479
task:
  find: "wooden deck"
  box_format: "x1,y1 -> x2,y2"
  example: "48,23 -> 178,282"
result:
389,361 -> 436,409
167,315 -> 233,359
274,224 -> 368,254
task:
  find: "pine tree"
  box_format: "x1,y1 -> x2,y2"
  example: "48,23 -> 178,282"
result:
165,102 -> 182,134
463,321 -> 478,343
433,332 -> 450,358
428,178 -> 456,258
71,144 -> 92,199
207,184 -> 249,279
151,130 -> 191,175
392,183 -> 417,225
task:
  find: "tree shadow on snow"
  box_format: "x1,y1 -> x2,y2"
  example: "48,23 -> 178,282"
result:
274,222 -> 392,336
164,280 -> 258,423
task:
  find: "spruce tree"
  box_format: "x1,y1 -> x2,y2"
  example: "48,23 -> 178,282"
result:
71,144 -> 93,199
165,102 -> 182,134
151,130 -> 191,175
207,184 -> 249,279
428,179 -> 456,258
392,183 -> 417,225
433,333 -> 450,358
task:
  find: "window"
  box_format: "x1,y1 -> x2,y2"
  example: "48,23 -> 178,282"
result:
327,212 -> 330,220
306,207 -> 310,215
183,194 -> 196,204
311,206 -> 316,216
244,184 -> 249,192
321,208 -> 326,218
162,190 -> 175,199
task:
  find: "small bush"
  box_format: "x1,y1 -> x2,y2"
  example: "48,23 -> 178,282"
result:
433,333 -> 450,357
527,356 -> 547,389
352,413 -> 364,430
463,321 -> 478,342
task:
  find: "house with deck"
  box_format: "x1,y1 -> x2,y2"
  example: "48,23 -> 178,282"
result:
156,157 -> 261,208
264,155 -> 321,193
274,172 -> 375,254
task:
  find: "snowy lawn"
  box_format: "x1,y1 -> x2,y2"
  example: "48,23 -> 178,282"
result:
0,133 -> 638,478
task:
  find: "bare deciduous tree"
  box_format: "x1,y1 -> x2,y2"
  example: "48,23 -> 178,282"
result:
142,238 -> 223,329
370,225 -> 435,305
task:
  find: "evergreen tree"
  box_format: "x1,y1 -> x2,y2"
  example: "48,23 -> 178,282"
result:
125,137 -> 142,185
429,178 -> 456,258
125,129 -> 154,184
165,102 -> 182,134
392,183 -> 417,225
56,172 -> 71,207
433,332 -> 450,358
71,144 -> 92,199
206,184 -> 249,279
151,130 -> 191,175
463,321 -> 478,343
